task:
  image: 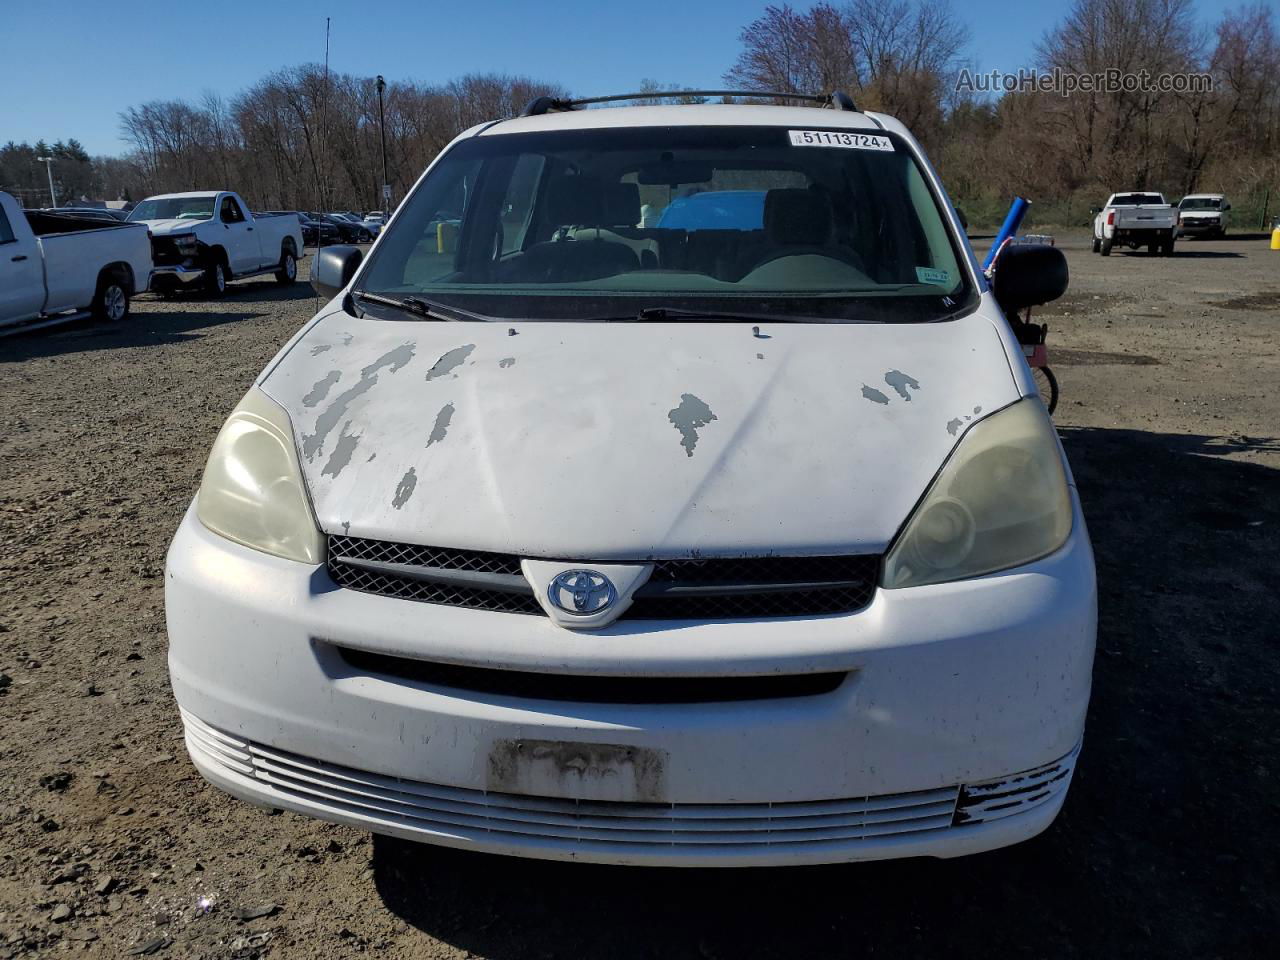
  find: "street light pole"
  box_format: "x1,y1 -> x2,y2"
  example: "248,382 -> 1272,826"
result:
36,156 -> 56,207
376,76 -> 389,213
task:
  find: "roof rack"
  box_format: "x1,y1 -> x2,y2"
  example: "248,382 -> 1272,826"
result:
520,90 -> 857,117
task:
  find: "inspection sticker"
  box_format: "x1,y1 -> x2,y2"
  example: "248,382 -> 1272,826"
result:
915,266 -> 952,285
788,130 -> 894,151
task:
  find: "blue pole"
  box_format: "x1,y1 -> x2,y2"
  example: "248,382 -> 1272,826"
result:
983,197 -> 1030,271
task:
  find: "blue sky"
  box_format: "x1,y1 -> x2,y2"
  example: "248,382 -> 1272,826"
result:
3,0 -> 1240,156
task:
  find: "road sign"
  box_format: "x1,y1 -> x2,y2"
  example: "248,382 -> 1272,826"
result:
382,184 -> 391,201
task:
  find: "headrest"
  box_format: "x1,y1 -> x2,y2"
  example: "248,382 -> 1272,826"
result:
602,182 -> 641,226
547,175 -> 604,226
763,189 -> 832,245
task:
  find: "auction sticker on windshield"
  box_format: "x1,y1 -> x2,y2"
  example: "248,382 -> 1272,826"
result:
788,130 -> 894,151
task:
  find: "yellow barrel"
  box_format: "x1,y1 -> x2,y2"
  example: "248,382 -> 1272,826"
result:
1271,226 -> 1280,250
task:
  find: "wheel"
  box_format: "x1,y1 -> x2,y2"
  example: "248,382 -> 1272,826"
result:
205,260 -> 228,297
1091,236 -> 1101,253
1163,233 -> 1176,256
1147,241 -> 1158,255
92,273 -> 129,322
275,249 -> 297,285
1033,366 -> 1059,414
1100,238 -> 1112,256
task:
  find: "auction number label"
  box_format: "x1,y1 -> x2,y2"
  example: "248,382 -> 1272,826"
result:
788,130 -> 894,151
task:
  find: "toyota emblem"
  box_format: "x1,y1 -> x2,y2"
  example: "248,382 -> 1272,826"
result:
547,569 -> 617,615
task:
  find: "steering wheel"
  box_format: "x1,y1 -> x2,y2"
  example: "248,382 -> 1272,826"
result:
746,246 -> 866,274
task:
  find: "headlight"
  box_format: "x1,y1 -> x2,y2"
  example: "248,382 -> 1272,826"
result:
883,399 -> 1072,588
174,234 -> 199,257
196,386 -> 324,563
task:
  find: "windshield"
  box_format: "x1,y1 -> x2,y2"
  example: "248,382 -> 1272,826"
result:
128,197 -> 216,221
1112,194 -> 1164,206
1179,197 -> 1221,210
356,125 -> 974,323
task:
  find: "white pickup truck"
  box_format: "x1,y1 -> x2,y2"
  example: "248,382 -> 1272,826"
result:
128,191 -> 303,296
0,190 -> 153,335
1092,192 -> 1178,256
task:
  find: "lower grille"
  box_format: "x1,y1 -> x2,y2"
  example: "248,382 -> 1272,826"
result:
182,710 -> 959,850
183,710 -> 1081,860
954,742 -> 1081,824
336,646 -> 848,703
326,535 -> 878,621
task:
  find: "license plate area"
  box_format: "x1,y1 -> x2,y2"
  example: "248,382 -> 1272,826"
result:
487,739 -> 668,803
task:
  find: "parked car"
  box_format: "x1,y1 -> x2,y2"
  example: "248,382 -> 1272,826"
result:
299,215 -> 341,247
1091,192 -> 1178,256
168,93 -> 1094,868
1177,193 -> 1230,238
129,191 -> 303,296
322,213 -> 374,242
40,206 -> 129,222
1,191 -> 152,334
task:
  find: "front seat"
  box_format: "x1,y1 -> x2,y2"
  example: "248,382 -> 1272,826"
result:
746,188 -> 864,274
505,177 -> 640,282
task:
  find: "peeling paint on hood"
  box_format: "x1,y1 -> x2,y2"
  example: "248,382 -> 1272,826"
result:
668,393 -> 718,457
260,308 -> 1021,558
425,344 -> 475,381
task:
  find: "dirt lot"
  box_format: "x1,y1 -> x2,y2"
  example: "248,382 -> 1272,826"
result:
1,234 -> 1278,959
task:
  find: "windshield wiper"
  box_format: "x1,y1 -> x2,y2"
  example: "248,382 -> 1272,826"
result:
632,307 -> 814,323
351,290 -> 490,322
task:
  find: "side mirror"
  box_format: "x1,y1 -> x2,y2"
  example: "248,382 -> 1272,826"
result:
310,244 -> 364,299
1223,202 -> 1231,211
1089,206 -> 1100,215
992,243 -> 1069,314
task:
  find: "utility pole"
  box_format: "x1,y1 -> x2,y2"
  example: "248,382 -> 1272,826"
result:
36,156 -> 56,207
376,75 -> 389,213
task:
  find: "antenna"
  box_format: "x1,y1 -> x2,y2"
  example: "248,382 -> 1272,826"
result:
314,16 -> 331,312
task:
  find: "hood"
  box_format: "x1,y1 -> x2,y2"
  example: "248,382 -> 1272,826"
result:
259,306 -> 1022,559
135,218 -> 208,235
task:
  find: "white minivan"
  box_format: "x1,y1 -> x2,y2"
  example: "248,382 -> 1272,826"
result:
166,93 -> 1096,867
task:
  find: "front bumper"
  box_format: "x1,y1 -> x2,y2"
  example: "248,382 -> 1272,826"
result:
150,265 -> 206,287
166,497 -> 1096,866
1178,219 -> 1221,236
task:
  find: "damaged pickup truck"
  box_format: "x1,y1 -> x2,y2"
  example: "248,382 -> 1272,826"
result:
167,92 -> 1097,867
129,190 -> 302,296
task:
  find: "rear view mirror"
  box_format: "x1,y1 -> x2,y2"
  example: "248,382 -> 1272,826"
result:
992,243 -> 1069,314
310,245 -> 364,299
636,160 -> 714,185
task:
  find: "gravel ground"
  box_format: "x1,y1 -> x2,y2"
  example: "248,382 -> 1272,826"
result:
1,236 -> 1277,959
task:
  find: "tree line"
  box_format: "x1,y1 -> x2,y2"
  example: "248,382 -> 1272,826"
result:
2,0 -> 1276,228
726,0 -> 1279,227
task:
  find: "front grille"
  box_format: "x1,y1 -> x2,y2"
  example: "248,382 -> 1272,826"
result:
326,535 -> 542,614
150,235 -> 188,267
336,646 -> 848,703
326,535 -> 879,621
631,555 -> 878,619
